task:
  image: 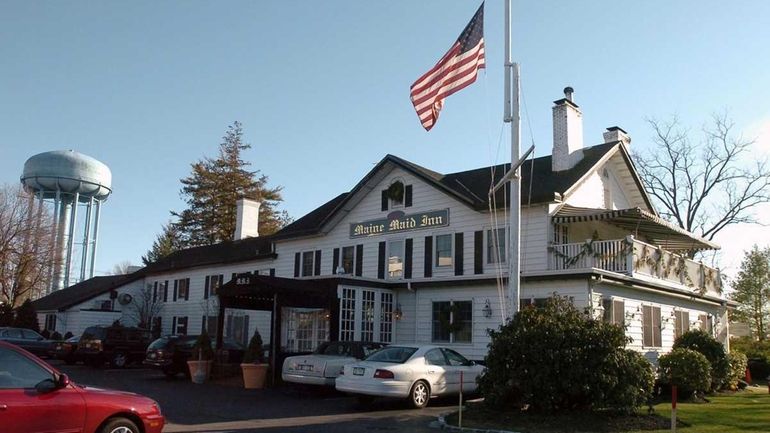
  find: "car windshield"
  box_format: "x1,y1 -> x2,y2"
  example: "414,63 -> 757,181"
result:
148,338 -> 172,350
81,327 -> 106,340
364,346 -> 417,363
65,336 -> 79,343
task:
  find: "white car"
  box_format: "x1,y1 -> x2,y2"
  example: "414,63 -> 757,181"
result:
282,341 -> 386,386
335,345 -> 484,408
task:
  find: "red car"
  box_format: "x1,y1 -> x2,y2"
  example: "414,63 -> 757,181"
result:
0,341 -> 164,433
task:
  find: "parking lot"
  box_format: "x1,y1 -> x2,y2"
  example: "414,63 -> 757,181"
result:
52,360 -> 456,433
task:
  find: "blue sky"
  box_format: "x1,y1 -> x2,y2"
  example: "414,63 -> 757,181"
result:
2,1 -> 770,278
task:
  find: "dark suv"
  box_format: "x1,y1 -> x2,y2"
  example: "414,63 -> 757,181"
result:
77,325 -> 152,368
144,335 -> 246,377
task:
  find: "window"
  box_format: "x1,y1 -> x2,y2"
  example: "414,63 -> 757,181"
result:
338,287 -> 395,343
387,240 -> 404,278
520,298 -> 548,309
175,316 -> 188,335
284,308 -> 329,352
642,305 -> 662,347
205,274 -> 223,297
360,290 -> 375,342
302,251 -> 314,277
44,314 -> 56,331
340,288 -> 356,342
487,228 -> 506,263
432,300 -> 473,343
389,180 -> 404,208
443,348 -> 472,366
435,234 -> 453,267
341,246 -> 355,274
699,314 -> 713,336
202,315 -> 218,336
674,310 -> 689,339
0,347 -> 54,389
425,349 -> 448,365
380,292 -> 394,343
176,278 -> 189,301
602,298 -> 625,325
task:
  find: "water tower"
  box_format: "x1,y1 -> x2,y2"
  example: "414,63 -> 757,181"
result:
21,150 -> 112,292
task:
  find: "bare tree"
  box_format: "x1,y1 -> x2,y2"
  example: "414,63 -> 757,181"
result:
634,113 -> 770,247
124,284 -> 163,329
110,261 -> 135,275
0,184 -> 58,307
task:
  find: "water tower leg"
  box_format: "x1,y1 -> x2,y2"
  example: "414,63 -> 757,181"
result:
64,192 -> 79,288
53,191 -> 70,292
89,199 -> 101,279
80,197 -> 93,282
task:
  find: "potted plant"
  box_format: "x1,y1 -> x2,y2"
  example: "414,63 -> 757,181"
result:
187,332 -> 214,384
241,328 -> 268,389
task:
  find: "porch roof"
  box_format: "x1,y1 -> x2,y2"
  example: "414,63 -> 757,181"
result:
553,205 -> 720,251
218,275 -> 339,310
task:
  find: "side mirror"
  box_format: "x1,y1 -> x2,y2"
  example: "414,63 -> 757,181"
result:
35,378 -> 57,394
57,374 -> 70,388
468,360 -> 476,366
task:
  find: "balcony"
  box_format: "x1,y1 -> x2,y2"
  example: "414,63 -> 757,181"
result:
549,236 -> 722,297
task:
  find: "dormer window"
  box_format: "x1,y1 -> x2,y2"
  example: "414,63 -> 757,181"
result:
381,180 -> 413,211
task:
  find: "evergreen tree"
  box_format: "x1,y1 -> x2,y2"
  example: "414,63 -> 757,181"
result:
13,299 -> 39,332
731,245 -> 770,340
172,122 -> 290,247
141,223 -> 182,265
0,302 -> 13,326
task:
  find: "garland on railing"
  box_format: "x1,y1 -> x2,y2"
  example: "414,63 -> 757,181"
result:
634,246 -> 695,288
549,237 -> 633,269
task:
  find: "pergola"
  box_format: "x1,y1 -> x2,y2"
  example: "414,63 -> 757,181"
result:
216,275 -> 340,385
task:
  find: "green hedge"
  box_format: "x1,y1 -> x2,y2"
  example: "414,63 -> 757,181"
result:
658,348 -> 711,397
479,296 -> 654,413
673,330 -> 729,391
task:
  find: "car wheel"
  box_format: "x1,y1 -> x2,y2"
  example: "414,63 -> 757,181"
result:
409,380 -> 430,409
111,352 -> 128,369
100,417 -> 140,433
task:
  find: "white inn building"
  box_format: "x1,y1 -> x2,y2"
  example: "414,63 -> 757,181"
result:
34,91 -> 732,377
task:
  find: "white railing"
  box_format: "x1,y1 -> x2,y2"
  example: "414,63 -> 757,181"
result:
549,237 -> 721,296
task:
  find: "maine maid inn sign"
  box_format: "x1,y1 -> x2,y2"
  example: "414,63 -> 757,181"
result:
350,209 -> 450,238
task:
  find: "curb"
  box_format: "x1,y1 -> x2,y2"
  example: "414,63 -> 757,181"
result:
435,413 -> 520,433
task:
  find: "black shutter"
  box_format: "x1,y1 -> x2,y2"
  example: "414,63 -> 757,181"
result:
163,281 -> 168,302
294,252 -> 301,277
242,315 -> 250,346
314,250 -> 322,276
172,316 -> 177,334
204,276 -> 210,299
455,232 -> 464,276
185,278 -> 190,300
424,236 -> 433,278
173,280 -> 178,301
381,191 -> 388,211
269,268 -> 275,277
355,244 -> 363,276
201,316 -> 207,334
332,248 -> 340,274
474,231 -> 484,274
218,274 -> 224,295
405,185 -> 413,207
404,238 -> 413,279
153,282 -> 158,302
377,241 -> 386,279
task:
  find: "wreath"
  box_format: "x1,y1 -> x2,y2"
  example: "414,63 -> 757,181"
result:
385,181 -> 404,202
439,303 -> 465,334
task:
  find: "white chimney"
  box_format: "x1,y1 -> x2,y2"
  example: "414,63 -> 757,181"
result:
234,198 -> 261,240
603,126 -> 631,147
552,86 -> 584,172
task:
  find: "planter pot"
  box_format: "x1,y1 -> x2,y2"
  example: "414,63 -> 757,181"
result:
241,363 -> 269,389
187,360 -> 213,384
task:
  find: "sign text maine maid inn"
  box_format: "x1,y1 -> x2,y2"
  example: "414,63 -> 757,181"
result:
350,209 -> 449,238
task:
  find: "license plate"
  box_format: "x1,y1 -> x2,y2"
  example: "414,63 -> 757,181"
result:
55,345 -> 62,350
297,364 -> 313,371
148,353 -> 156,359
353,367 -> 365,376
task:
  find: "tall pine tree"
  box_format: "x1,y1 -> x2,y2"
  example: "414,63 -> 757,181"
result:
171,121 -> 290,248
141,223 -> 183,265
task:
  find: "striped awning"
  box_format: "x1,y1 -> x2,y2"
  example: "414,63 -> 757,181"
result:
553,205 -> 719,251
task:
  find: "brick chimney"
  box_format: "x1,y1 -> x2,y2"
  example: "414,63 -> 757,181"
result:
603,126 -> 631,147
234,198 -> 261,240
552,87 -> 584,172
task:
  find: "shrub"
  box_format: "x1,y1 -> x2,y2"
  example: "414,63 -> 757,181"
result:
243,328 -> 265,364
0,303 -> 13,326
50,331 -> 63,341
479,296 -> 654,413
731,336 -> 770,382
13,299 -> 39,332
673,330 -> 729,391
191,332 -> 214,361
726,352 -> 748,389
658,348 -> 711,397
41,329 -> 51,339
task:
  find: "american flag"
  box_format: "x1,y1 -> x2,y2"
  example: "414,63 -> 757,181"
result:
410,3 -> 485,131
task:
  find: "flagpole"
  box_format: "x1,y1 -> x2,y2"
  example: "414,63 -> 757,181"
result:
504,0 -> 521,320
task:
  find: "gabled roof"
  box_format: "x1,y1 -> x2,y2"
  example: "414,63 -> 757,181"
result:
32,274 -> 142,312
140,235 -> 276,275
276,142 -> 624,239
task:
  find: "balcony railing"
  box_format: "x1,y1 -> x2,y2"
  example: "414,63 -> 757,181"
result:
548,237 -> 721,296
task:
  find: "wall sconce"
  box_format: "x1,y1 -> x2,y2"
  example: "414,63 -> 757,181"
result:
482,299 -> 493,318
393,304 -> 403,321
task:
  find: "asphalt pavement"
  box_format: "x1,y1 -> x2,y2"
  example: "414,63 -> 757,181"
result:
52,360 -> 456,433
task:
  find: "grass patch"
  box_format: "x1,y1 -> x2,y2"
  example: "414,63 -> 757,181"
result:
446,387 -> 770,433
